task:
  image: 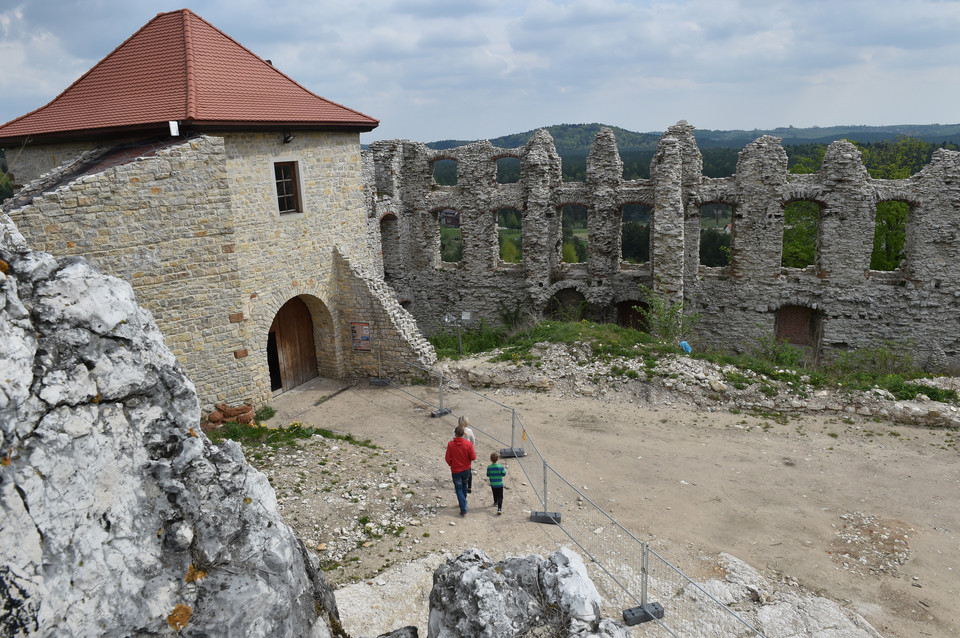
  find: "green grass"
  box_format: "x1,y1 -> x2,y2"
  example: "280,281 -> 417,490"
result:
208,420 -> 378,449
254,405 -> 276,422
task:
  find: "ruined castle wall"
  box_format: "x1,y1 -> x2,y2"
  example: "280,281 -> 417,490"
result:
366,124 -> 960,371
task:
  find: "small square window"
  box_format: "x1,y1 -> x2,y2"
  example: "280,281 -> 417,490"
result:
274,162 -> 301,214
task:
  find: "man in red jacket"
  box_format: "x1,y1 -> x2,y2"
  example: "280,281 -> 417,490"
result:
445,424 -> 477,516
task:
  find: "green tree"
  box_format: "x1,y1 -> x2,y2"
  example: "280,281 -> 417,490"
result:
699,228 -> 730,266
621,221 -> 649,263
782,201 -> 819,268
498,208 -> 521,229
854,137 -> 929,271
870,201 -> 908,270
440,226 -> 462,262
782,149 -> 822,268
0,173 -> 11,203
0,152 -> 11,203
634,283 -> 700,345
561,241 -> 579,263
500,236 -> 521,263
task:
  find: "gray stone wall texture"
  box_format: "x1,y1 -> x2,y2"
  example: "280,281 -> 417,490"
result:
364,121 -> 960,371
4,132 -> 435,412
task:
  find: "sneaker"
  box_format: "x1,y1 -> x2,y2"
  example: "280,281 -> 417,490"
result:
460,511 -> 467,517
467,489 -> 472,493
497,509 -> 502,515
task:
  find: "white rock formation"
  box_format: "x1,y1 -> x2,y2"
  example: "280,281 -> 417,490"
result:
695,554 -> 884,638
0,213 -> 338,636
427,547 -> 628,638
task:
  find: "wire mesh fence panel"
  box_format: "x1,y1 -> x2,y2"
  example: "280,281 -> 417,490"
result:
511,417 -> 547,509
643,548 -> 765,637
541,463 -> 644,609
541,466 -> 764,637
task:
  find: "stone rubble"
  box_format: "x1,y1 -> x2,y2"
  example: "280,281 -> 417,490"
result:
439,341 -> 960,429
829,512 -> 913,577
244,435 -> 439,578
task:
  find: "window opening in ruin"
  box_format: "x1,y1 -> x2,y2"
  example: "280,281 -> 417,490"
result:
782,201 -> 820,268
496,157 -> 521,184
433,159 -> 458,185
699,203 -> 732,267
497,208 -> 523,263
547,289 -> 587,321
274,161 -> 301,214
775,305 -> 820,348
438,209 -> 462,262
621,204 -> 650,264
562,155 -> 587,182
561,204 -> 589,263
380,214 -> 401,280
871,201 -> 909,271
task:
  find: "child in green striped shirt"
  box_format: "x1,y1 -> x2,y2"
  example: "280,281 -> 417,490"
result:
486,452 -> 506,515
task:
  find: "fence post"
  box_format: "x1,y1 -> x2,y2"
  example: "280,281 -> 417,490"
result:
431,371 -> 451,417
530,460 -> 561,524
623,542 -> 664,626
500,408 -> 525,458
641,542 -> 648,610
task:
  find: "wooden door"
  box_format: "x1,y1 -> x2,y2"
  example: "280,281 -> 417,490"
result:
269,297 -> 318,391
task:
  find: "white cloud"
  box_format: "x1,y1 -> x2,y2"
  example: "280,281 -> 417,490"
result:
2,0 -> 960,141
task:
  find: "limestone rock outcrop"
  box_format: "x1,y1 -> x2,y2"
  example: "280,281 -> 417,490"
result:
0,212 -> 338,636
427,547 -> 628,638
696,554 -> 883,638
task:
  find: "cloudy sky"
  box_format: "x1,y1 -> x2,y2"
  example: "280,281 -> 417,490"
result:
2,0 -> 959,143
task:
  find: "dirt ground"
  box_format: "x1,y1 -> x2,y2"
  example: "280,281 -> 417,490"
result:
263,376 -> 960,638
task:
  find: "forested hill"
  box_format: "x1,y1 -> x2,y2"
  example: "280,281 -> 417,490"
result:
427,124 -> 661,155
694,123 -> 960,148
426,122 -> 960,154
424,123 -> 960,180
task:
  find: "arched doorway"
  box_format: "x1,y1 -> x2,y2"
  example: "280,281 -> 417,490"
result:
546,288 -> 587,322
267,297 -> 319,392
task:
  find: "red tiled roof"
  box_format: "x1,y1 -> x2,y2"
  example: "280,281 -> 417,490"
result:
0,9 -> 377,144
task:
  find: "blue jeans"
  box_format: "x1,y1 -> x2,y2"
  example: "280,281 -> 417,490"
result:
452,469 -> 470,513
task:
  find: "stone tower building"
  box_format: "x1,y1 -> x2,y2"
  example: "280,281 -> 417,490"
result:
1,9 -> 434,411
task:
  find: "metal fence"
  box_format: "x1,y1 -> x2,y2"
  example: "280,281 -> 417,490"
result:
376,355 -> 766,637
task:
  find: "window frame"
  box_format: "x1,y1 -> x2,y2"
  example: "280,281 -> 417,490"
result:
274,161 -> 301,215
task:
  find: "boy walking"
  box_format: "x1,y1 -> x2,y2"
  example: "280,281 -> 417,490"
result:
486,452 -> 507,515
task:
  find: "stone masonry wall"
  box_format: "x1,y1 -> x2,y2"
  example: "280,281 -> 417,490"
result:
4,136 -> 246,410
5,141 -> 103,190
365,122 -> 960,370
